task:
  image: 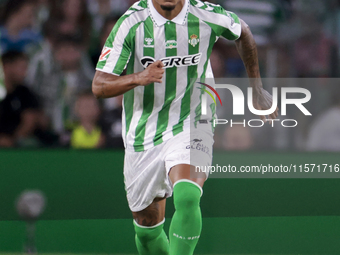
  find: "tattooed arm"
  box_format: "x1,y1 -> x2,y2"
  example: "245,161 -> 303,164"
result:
235,19 -> 279,120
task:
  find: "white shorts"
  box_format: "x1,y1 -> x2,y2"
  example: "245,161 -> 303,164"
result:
124,124 -> 214,212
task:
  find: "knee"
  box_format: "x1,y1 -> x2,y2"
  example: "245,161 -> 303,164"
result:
173,181 -> 202,211
134,220 -> 164,242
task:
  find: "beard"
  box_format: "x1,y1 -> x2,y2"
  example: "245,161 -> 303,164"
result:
160,4 -> 176,11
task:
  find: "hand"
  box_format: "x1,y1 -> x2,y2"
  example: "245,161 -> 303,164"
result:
253,88 -> 279,122
136,60 -> 165,86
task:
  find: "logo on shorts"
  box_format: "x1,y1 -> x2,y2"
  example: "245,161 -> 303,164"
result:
189,34 -> 199,47
186,139 -> 210,155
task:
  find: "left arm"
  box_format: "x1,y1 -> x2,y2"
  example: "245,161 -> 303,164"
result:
235,19 -> 279,120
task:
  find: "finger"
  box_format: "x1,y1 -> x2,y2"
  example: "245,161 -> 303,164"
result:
269,108 -> 279,120
154,79 -> 163,83
269,112 -> 276,120
155,69 -> 165,74
154,73 -> 163,78
273,108 -> 279,119
259,115 -> 266,122
154,60 -> 164,68
151,76 -> 163,82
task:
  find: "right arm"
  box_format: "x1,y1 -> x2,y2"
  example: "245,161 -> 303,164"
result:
92,60 -> 165,99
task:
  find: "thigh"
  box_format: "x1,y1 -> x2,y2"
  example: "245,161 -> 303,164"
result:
124,146 -> 172,213
165,124 -> 214,182
132,197 -> 166,226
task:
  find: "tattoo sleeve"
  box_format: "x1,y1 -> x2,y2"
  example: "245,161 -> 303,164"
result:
235,19 -> 262,93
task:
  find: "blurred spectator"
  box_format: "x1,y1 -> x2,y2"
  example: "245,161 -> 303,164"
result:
26,21 -> 58,87
28,35 -> 93,135
306,88 -> 340,152
0,51 -> 40,147
220,125 -> 253,151
0,57 -> 5,101
0,0 -> 42,54
70,92 -> 105,149
101,95 -> 124,149
222,0 -> 284,46
220,0 -> 286,77
275,0 -> 337,77
35,0 -> 50,30
87,0 -> 127,34
294,32 -> 336,77
47,0 -> 92,49
90,15 -> 118,67
27,21 -> 94,91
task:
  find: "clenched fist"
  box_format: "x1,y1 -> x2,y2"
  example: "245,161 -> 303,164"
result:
136,60 -> 165,86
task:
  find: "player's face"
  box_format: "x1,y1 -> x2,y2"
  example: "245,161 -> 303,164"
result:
154,0 -> 182,11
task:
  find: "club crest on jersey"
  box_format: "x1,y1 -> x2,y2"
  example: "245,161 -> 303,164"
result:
189,34 -> 199,47
99,47 -> 112,61
166,40 -> 177,49
144,38 -> 154,48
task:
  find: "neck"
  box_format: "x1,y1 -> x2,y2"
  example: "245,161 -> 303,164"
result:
152,0 -> 184,20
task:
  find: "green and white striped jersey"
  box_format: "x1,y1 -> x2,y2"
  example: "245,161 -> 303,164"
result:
96,0 -> 241,152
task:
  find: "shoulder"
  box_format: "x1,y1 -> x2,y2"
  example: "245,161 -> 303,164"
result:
189,0 -> 229,15
119,1 -> 149,25
108,1 -> 149,40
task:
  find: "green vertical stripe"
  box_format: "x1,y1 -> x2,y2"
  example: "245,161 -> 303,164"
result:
123,26 -> 137,138
210,103 -> 216,132
154,21 -> 177,146
97,4 -> 146,70
97,12 -> 131,70
133,17 -> 155,151
112,22 -> 142,75
172,13 -> 200,135
194,29 -> 216,125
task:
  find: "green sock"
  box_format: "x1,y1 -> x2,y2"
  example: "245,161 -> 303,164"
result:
169,180 -> 203,255
134,219 -> 169,255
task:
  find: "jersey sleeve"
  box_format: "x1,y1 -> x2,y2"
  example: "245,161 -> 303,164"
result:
219,9 -> 241,40
199,2 -> 242,41
96,17 -> 133,76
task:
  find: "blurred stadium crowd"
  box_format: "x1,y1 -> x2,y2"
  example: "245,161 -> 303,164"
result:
0,0 -> 339,151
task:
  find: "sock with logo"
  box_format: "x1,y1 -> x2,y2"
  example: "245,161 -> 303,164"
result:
134,219 -> 169,255
169,180 -> 203,255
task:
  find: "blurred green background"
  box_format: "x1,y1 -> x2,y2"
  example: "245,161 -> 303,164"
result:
0,150 -> 339,254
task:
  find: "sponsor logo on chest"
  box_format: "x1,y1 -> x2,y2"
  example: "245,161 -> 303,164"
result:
140,53 -> 202,69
